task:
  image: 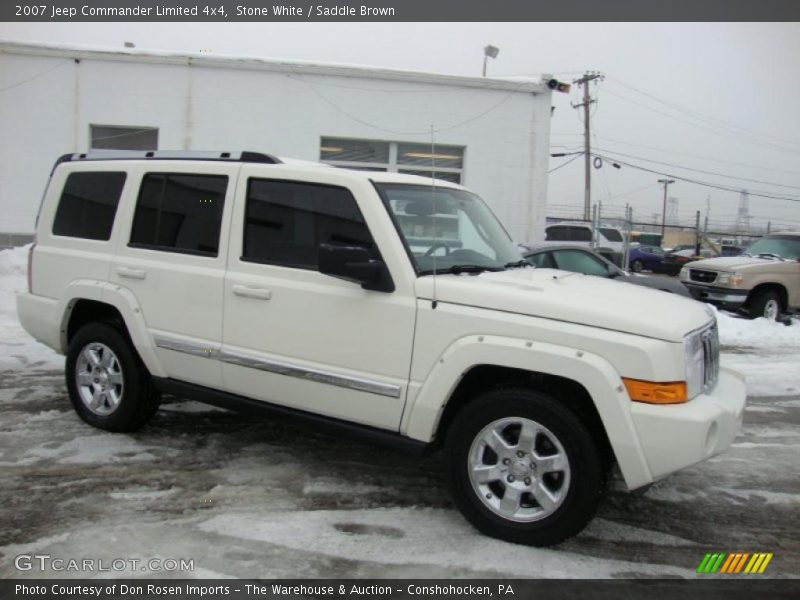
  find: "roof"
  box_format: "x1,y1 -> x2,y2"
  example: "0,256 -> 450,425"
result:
52,149 -> 465,190
0,41 -> 549,94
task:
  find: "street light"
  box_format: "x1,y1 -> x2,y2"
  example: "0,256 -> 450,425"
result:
658,179 -> 675,242
483,45 -> 499,77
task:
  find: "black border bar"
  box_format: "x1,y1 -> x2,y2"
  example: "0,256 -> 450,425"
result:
4,0 -> 800,22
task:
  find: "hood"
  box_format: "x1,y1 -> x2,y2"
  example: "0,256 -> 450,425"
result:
415,268 -> 712,342
687,256 -> 793,271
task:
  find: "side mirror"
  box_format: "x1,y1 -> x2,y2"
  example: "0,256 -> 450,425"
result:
318,243 -> 394,293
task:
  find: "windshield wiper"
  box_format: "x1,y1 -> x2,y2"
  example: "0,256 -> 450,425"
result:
756,253 -> 786,261
504,259 -> 531,269
421,264 -> 505,275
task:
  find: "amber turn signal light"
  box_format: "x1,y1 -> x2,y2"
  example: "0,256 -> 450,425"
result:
622,378 -> 688,404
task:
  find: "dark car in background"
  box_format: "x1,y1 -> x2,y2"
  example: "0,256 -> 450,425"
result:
520,244 -> 691,296
627,245 -> 665,272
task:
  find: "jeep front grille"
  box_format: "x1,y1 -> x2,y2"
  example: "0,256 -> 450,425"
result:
690,269 -> 718,283
702,324 -> 720,391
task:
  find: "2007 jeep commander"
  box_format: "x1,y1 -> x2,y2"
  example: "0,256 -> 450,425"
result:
18,151 -> 746,546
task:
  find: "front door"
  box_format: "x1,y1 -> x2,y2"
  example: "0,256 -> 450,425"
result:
221,168 -> 416,430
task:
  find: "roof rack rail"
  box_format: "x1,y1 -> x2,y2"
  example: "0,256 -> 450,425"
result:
53,150 -> 282,170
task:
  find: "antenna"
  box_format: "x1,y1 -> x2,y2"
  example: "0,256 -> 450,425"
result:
430,124 -> 438,310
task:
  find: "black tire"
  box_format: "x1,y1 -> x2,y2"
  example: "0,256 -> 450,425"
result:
630,259 -> 644,273
445,388 -> 605,546
747,289 -> 781,321
66,322 -> 160,431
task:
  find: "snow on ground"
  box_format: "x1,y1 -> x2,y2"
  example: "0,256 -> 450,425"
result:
1,245 -> 799,578
0,245 -> 62,373
715,307 -> 800,396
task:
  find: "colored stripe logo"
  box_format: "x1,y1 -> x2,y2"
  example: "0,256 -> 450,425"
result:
697,552 -> 773,574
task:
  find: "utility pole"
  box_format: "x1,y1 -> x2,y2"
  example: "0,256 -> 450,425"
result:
694,210 -> 701,256
573,72 -> 603,221
658,179 -> 675,243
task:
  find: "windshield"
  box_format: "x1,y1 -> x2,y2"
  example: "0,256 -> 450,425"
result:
375,183 -> 522,274
745,235 -> 800,260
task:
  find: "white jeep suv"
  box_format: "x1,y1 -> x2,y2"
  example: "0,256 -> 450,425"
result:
18,151 -> 745,546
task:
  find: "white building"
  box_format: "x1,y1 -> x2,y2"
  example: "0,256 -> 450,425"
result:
0,41 -> 553,243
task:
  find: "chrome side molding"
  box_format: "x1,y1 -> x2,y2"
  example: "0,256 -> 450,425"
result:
153,333 -> 401,399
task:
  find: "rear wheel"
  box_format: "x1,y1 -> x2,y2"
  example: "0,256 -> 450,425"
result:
630,259 -> 644,273
748,290 -> 781,321
66,322 -> 160,431
446,388 -> 605,546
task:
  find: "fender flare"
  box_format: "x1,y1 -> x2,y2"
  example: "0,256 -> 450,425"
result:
402,334 -> 653,489
57,280 -> 167,378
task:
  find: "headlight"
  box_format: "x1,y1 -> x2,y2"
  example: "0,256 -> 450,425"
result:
717,272 -> 743,286
684,328 -> 705,400
678,267 -> 689,281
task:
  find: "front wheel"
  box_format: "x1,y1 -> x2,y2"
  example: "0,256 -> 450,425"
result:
446,388 -> 605,546
748,290 -> 781,321
630,259 -> 644,273
66,322 -> 161,431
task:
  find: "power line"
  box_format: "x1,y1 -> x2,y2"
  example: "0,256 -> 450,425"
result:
594,147 -> 800,191
548,152 -> 584,173
583,134 -> 800,178
607,76 -> 800,150
591,152 -> 800,202
0,60 -> 71,93
601,87 -> 800,156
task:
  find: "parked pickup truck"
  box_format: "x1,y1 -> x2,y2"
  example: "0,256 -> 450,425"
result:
680,232 -> 800,320
17,151 -> 745,546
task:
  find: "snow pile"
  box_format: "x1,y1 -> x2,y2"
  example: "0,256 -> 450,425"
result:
716,309 -> 800,351
714,308 -> 800,397
0,244 -> 62,372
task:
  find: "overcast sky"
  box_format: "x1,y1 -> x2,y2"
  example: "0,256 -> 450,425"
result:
2,22 -> 799,232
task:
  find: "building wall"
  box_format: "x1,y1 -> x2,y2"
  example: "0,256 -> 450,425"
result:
0,44 -> 551,243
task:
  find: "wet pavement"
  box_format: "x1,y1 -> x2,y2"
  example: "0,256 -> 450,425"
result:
1,363 -> 798,579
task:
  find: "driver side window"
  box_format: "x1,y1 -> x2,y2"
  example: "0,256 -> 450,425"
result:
242,179 -> 379,270
552,249 -> 610,277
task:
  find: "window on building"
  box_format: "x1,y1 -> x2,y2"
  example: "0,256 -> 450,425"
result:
130,173 -> 228,256
320,137 -> 465,184
52,172 -> 127,240
243,179 -> 377,270
90,125 -> 158,151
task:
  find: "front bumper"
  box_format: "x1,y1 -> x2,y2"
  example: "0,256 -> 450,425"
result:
684,283 -> 748,310
629,367 -> 746,482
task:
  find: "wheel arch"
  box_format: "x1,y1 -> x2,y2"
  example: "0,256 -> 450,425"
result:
57,282 -> 166,378
434,364 -> 614,471
402,335 -> 654,490
747,282 -> 788,311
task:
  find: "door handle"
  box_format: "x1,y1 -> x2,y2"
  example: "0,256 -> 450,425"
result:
116,267 -> 147,280
232,284 -> 272,300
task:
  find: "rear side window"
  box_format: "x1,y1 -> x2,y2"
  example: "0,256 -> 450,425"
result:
130,173 -> 228,257
243,179 -> 377,270
569,226 -> 592,242
52,172 -> 126,240
545,226 -> 569,241
599,227 -> 623,242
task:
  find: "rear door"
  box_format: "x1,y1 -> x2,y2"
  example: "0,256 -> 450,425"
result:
110,161 -> 240,388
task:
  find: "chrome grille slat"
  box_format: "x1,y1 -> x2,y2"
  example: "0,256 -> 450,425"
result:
702,323 -> 720,391
689,269 -> 718,283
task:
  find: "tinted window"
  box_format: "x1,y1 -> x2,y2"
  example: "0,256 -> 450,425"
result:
552,249 -> 610,277
130,173 -> 228,256
525,251 -> 555,268
569,226 -> 593,242
52,172 -> 126,240
599,227 -> 623,242
243,179 -> 377,270
545,226 -> 570,241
